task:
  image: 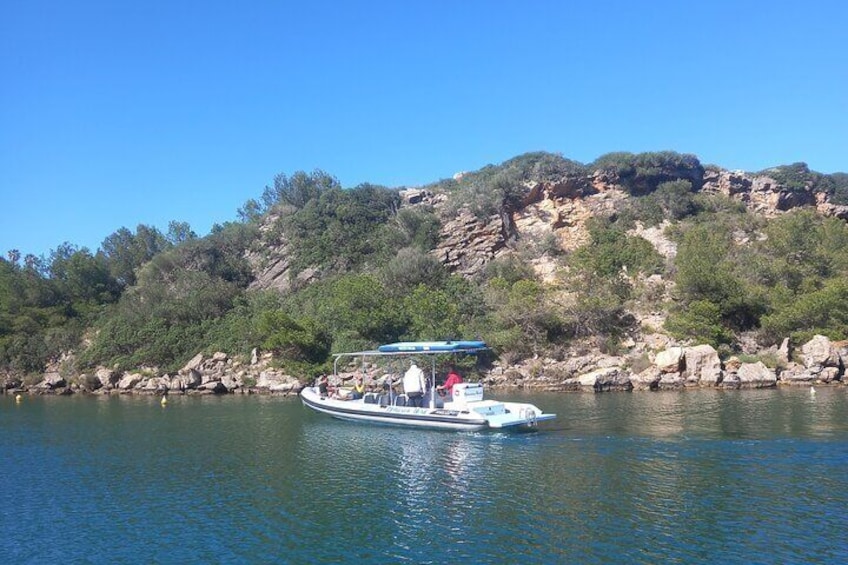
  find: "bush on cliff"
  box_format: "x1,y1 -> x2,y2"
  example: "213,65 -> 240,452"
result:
617,180 -> 702,227
571,219 -> 664,278
591,151 -> 704,196
759,278 -> 848,344
443,152 -> 588,219
665,222 -> 765,343
756,162 -> 848,202
284,183 -> 401,275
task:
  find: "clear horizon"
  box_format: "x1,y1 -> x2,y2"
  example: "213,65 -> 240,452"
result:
2,0 -> 846,259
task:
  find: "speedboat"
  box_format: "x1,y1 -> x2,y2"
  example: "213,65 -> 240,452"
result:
300,341 -> 556,431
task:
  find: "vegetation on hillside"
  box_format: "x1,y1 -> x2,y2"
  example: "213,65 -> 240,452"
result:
756,162 -> 848,204
2,151 -> 848,380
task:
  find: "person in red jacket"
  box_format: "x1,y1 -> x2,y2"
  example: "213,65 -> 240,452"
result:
437,366 -> 463,398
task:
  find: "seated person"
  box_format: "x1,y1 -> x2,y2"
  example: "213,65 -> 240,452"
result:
403,362 -> 426,407
317,374 -> 351,400
348,374 -> 366,400
437,366 -> 463,398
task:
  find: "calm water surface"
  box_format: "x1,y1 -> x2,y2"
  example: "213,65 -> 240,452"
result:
2,388 -> 847,564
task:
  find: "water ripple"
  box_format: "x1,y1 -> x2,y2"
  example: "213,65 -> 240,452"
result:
2,391 -> 848,564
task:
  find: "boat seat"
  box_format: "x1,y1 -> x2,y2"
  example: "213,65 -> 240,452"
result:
394,394 -> 408,407
378,394 -> 390,407
363,392 -> 379,404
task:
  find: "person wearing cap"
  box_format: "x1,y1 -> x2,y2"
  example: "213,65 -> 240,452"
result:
403,362 -> 426,407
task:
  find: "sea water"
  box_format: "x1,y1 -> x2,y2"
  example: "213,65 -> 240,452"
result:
2,388 -> 847,564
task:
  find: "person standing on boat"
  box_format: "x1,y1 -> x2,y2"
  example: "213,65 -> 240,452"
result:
403,362 -> 426,407
317,375 -> 330,399
437,366 -> 463,398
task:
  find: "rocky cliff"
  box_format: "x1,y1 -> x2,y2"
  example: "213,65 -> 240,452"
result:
6,158 -> 848,397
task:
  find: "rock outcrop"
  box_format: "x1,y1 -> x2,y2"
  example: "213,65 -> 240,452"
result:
701,169 -> 818,216
433,209 -> 510,277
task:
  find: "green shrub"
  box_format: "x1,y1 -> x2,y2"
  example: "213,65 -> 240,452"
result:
571,219 -> 664,277
665,300 -> 735,347
591,151 -> 704,196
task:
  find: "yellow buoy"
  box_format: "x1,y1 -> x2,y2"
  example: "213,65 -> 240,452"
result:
15,394 -> 22,403
161,396 -> 168,406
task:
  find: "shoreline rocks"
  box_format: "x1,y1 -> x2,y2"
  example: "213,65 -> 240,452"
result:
4,335 -> 846,398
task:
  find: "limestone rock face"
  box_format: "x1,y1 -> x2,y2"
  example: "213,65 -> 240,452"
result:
701,170 -> 817,216
629,221 -> 677,260
592,158 -> 705,196
399,188 -> 434,205
432,210 -> 509,278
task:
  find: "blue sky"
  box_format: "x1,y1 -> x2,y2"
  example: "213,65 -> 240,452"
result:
2,0 -> 846,259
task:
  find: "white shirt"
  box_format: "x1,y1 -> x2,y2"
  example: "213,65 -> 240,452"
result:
403,364 -> 425,394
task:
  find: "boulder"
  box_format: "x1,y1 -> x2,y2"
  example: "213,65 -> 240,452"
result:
183,369 -> 202,389
630,367 -> 661,391
269,380 -> 302,393
36,372 -> 66,389
778,364 -> 816,385
171,371 -> 201,390
720,373 -> 741,389
256,370 -> 291,389
655,347 -> 685,373
95,367 -> 118,388
142,377 -> 166,391
818,367 -> 840,383
577,367 -> 632,392
658,372 -> 684,389
724,356 -> 742,373
77,373 -> 102,391
801,335 -> 840,369
117,373 -> 143,390
1,374 -> 23,390
736,362 -> 777,388
181,353 -> 205,373
163,374 -> 184,392
199,381 -> 226,393
684,345 -> 722,386
221,375 -> 243,391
